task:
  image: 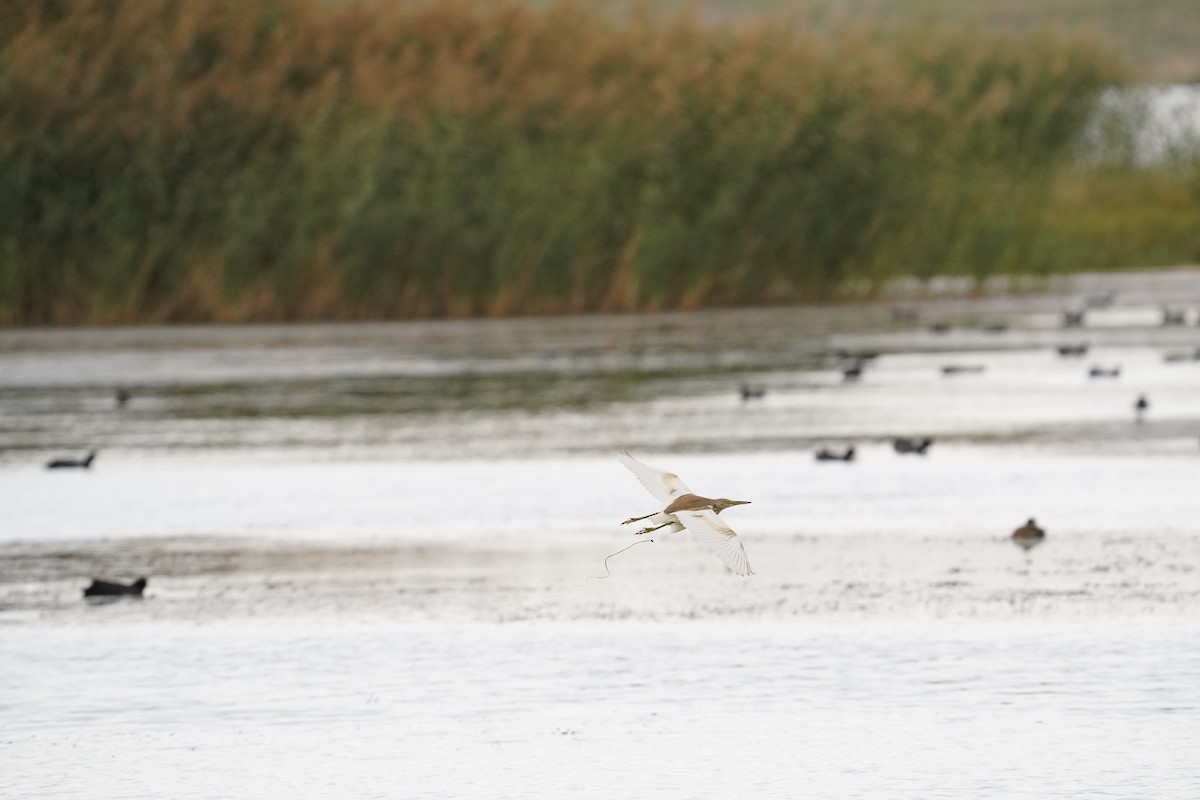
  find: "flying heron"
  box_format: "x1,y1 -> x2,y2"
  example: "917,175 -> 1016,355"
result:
618,451 -> 753,576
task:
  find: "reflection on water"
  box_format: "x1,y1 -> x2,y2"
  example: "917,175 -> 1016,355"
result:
3,269 -> 1200,798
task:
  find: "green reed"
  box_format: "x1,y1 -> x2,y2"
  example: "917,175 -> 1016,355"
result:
1,0 -> 1181,325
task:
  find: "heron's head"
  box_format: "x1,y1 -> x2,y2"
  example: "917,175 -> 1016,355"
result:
714,498 -> 751,513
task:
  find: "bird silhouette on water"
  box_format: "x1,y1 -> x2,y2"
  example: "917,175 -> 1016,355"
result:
893,437 -> 932,455
1011,519 -> 1045,551
815,446 -> 855,462
1163,348 -> 1200,363
941,365 -> 986,376
83,577 -> 147,598
1057,344 -> 1089,358
739,383 -> 766,402
1134,394 -> 1150,423
1088,366 -> 1121,379
46,451 -> 96,469
1161,307 -> 1188,326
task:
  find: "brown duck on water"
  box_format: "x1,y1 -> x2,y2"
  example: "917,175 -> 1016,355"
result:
1011,519 -> 1045,551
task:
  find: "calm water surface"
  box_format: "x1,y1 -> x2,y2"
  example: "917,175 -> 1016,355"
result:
3,270 -> 1200,798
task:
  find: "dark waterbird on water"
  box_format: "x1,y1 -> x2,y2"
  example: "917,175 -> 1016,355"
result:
834,349 -> 880,363
1011,519 -> 1045,551
833,350 -> 875,382
739,383 -> 766,402
842,363 -> 865,382
1056,344 -> 1089,358
1161,307 -> 1188,326
83,577 -> 147,598
1062,310 -> 1086,328
1088,366 -> 1121,379
941,365 -> 986,376
1163,348 -> 1200,363
893,437 -> 932,455
46,451 -> 96,469
815,446 -> 855,462
1135,394 -> 1150,423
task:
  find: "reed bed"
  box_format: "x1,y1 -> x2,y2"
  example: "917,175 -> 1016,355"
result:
0,0 -> 1174,324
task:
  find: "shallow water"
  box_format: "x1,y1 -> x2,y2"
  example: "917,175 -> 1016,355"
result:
3,269 -> 1200,798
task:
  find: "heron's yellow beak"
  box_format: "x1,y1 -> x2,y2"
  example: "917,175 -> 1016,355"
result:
730,500 -> 751,506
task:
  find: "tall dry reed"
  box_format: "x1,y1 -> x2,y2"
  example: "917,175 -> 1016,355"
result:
0,0 -> 1155,324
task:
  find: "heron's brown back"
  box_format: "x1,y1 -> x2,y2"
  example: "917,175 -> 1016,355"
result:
664,493 -> 719,514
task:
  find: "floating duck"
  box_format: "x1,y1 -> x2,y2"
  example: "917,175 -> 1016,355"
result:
1163,349 -> 1200,363
46,451 -> 96,470
1161,307 -> 1188,326
1135,394 -> 1150,423
83,577 -> 147,598
739,384 -> 766,402
815,446 -> 855,462
1011,519 -> 1045,551
1062,310 -> 1086,328
893,437 -> 932,455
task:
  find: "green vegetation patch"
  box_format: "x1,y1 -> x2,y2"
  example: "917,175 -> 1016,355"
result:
0,0 -> 1189,325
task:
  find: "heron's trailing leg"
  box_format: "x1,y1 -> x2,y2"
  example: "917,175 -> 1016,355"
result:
622,511 -> 657,525
636,521 -> 673,536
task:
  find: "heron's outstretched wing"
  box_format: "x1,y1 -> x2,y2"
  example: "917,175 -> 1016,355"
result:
618,450 -> 692,505
674,509 -> 754,576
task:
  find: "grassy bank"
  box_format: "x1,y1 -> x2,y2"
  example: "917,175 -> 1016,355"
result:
0,0 -> 1185,324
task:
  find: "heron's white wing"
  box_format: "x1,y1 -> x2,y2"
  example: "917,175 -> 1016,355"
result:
618,450 -> 692,505
674,509 -> 754,576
